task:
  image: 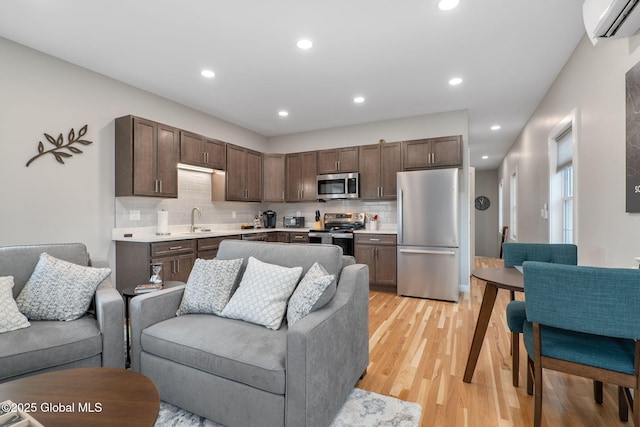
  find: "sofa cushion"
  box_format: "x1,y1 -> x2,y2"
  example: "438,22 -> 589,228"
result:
177,258 -> 243,316
287,262 -> 335,326
0,243 -> 91,297
0,316 -> 102,381
16,253 -> 110,321
141,314 -> 288,394
221,257 -> 302,330
0,276 -> 30,334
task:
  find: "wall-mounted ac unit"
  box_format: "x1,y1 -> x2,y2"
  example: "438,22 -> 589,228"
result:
583,0 -> 640,44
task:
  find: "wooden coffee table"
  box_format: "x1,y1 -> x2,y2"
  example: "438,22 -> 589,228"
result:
0,368 -> 159,427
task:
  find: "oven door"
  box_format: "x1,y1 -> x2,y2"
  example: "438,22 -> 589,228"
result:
331,232 -> 354,256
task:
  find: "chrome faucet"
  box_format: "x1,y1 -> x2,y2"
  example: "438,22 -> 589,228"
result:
190,207 -> 202,232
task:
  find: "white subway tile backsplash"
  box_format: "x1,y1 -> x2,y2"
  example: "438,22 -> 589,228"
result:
115,169 -> 397,230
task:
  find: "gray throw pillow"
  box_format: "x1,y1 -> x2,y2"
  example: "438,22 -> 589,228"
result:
221,257 -> 302,330
176,257 -> 243,316
16,253 -> 111,321
287,262 -> 335,326
0,276 -> 30,333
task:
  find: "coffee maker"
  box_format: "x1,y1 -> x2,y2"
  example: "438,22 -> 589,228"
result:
264,210 -> 277,228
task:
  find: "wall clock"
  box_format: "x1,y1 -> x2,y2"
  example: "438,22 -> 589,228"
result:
475,195 -> 490,211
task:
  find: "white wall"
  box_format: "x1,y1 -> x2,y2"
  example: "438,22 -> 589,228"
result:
0,37 -> 267,261
499,34 -> 640,267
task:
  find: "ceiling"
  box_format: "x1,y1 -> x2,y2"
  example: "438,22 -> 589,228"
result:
0,0 -> 586,169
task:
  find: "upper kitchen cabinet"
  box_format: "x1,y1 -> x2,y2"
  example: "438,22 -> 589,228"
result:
317,147 -> 359,174
402,136 -> 462,170
223,143 -> 263,202
359,142 -> 402,200
286,151 -> 317,202
263,153 -> 286,203
115,115 -> 179,198
180,130 -> 225,170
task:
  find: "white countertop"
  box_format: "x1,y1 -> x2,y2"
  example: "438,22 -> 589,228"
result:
113,225 -> 397,243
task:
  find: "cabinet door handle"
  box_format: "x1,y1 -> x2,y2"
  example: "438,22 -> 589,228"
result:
176,259 -> 180,273
369,238 -> 381,241
293,235 -> 304,240
169,246 -> 183,250
380,186 -> 383,197
282,191 -> 285,200
159,180 -> 163,193
154,180 -> 159,193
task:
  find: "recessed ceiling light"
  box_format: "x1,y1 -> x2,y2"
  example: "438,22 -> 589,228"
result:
296,39 -> 313,50
482,155 -> 489,160
448,77 -> 463,86
278,111 -> 289,117
491,125 -> 501,131
438,0 -> 460,11
353,96 -> 365,103
201,69 -> 215,78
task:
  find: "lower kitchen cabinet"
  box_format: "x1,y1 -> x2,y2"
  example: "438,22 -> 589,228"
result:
354,234 -> 397,292
197,235 -> 241,259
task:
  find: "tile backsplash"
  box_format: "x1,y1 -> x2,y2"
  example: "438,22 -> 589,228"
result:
115,169 -> 397,230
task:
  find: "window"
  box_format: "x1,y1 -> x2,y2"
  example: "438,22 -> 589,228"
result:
561,166 -> 573,243
510,169 -> 517,240
548,110 -> 577,245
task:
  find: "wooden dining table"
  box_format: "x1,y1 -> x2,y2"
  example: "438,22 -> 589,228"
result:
463,267 -> 524,383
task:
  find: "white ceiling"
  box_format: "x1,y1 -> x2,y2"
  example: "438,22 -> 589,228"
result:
0,0 -> 586,169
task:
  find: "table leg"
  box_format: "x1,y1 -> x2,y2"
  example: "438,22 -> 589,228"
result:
463,282 -> 499,383
125,295 -> 131,368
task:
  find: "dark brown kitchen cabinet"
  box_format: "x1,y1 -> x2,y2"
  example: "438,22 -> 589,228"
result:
317,147 -> 359,174
286,151 -> 317,201
263,153 -> 286,202
267,232 -> 290,243
354,234 -> 397,292
402,136 -> 462,170
288,231 -> 310,243
197,235 -> 241,259
224,144 -> 263,202
359,142 -> 402,200
115,239 -> 196,293
180,130 -> 225,170
115,115 -> 179,198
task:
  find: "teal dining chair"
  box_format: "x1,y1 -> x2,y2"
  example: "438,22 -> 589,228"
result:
502,243 -> 577,387
522,261 -> 640,427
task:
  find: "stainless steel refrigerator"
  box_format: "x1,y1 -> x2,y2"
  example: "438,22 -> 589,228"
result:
397,168 -> 459,302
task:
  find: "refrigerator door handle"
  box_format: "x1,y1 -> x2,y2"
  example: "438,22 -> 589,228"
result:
398,188 -> 403,244
399,249 -> 457,256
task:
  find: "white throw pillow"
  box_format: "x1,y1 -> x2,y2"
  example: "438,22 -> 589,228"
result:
221,257 -> 302,330
16,253 -> 111,321
287,262 -> 335,326
0,276 -> 30,333
176,257 -> 243,316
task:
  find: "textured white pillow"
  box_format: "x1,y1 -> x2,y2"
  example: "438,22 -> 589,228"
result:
287,262 -> 336,326
177,257 -> 243,316
0,276 -> 30,334
221,257 -> 302,330
16,253 -> 111,321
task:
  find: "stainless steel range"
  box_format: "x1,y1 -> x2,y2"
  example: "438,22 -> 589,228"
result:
308,212 -> 365,256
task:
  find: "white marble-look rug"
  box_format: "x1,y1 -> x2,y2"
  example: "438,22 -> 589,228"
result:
154,388 -> 422,427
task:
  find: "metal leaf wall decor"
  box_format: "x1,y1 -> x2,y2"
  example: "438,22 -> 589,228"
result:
25,124 -> 93,167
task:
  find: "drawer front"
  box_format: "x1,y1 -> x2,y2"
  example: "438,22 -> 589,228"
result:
151,240 -> 196,257
289,232 -> 309,243
197,235 -> 241,251
355,234 -> 397,246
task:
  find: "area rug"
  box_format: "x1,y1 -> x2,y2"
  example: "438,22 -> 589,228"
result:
154,388 -> 422,427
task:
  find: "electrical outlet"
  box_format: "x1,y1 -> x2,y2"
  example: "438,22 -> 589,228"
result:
232,211 -> 237,219
129,210 -> 141,221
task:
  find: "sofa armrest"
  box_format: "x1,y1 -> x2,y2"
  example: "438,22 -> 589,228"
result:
286,263 -> 369,427
94,277 -> 125,368
129,285 -> 186,372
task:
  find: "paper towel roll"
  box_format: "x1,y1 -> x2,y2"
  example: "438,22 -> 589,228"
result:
157,210 -> 169,235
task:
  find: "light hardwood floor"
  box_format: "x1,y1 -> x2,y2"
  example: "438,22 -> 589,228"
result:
357,257 -> 631,427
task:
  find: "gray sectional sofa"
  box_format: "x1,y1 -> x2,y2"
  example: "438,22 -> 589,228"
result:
0,243 -> 125,383
130,240 -> 370,427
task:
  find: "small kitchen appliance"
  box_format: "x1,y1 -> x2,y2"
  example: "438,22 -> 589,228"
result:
283,216 -> 305,228
264,210 -> 277,228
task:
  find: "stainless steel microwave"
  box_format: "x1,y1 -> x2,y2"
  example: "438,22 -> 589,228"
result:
316,173 -> 359,200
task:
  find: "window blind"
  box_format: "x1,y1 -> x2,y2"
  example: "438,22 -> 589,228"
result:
556,127 -> 573,172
